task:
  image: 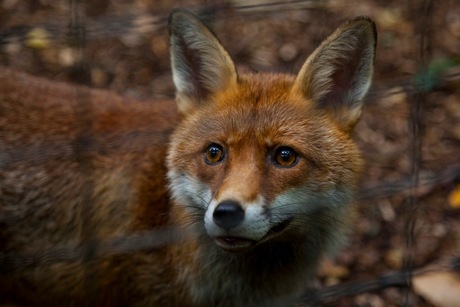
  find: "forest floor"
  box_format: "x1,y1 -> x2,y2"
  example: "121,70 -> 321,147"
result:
1,0 -> 459,306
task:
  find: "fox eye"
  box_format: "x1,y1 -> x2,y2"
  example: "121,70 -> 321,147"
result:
204,143 -> 225,165
273,146 -> 298,167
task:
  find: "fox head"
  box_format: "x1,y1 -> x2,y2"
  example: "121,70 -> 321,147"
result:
167,10 -> 376,253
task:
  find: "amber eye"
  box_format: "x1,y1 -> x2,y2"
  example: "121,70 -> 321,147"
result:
273,146 -> 298,167
204,143 -> 225,164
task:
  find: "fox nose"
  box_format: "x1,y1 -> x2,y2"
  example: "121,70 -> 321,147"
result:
213,200 -> 245,231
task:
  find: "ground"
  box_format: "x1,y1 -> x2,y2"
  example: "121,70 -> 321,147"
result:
1,0 -> 459,306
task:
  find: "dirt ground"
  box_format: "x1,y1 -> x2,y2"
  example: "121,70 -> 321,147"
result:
1,0 -> 459,306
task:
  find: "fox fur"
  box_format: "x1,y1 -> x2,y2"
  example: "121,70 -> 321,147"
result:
0,9 -> 376,306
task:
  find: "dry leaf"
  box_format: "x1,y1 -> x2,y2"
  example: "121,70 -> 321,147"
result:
25,28 -> 51,49
413,272 -> 460,307
448,185 -> 460,208
384,248 -> 404,269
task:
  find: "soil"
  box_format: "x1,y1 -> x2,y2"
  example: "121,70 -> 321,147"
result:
1,0 -> 459,306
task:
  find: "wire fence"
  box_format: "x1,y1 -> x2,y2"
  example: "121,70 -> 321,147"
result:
1,0 -> 459,305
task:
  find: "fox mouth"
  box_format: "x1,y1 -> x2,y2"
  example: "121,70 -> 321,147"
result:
214,219 -> 292,252
214,236 -> 255,252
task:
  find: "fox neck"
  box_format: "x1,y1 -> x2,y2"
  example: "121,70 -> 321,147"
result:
168,205 -> 322,306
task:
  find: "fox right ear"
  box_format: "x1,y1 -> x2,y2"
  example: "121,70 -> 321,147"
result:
168,9 -> 238,114
293,17 -> 377,132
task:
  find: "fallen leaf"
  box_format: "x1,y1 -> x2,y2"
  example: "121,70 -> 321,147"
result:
413,271 -> 460,307
384,248 -> 404,269
25,27 -> 51,49
318,259 -> 350,279
448,185 -> 460,208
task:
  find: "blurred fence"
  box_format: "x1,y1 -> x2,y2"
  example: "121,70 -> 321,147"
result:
1,0 -> 459,306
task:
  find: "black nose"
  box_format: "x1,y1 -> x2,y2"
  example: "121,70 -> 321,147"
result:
213,200 -> 245,231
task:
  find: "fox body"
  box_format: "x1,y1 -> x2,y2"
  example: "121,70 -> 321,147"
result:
0,9 -> 376,306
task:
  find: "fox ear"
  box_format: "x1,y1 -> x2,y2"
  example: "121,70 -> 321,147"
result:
293,17 -> 377,132
168,9 -> 238,114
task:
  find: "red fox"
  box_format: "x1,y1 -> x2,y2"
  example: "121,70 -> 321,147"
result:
0,9 -> 376,306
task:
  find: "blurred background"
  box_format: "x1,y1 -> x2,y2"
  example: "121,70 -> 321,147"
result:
1,0 -> 459,306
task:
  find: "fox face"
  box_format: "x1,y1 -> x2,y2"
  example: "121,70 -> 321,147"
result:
167,10 -> 376,256
168,74 -> 364,253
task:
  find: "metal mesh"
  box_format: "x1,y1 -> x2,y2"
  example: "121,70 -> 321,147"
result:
1,0 -> 459,305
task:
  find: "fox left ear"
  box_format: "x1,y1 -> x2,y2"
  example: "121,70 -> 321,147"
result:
293,17 -> 377,132
168,9 -> 238,114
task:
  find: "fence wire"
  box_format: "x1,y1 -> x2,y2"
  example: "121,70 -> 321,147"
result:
0,0 -> 459,305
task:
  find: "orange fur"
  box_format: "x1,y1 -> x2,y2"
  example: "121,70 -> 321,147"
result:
0,9 -> 376,306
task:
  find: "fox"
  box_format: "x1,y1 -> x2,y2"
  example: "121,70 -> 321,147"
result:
0,8 -> 376,307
